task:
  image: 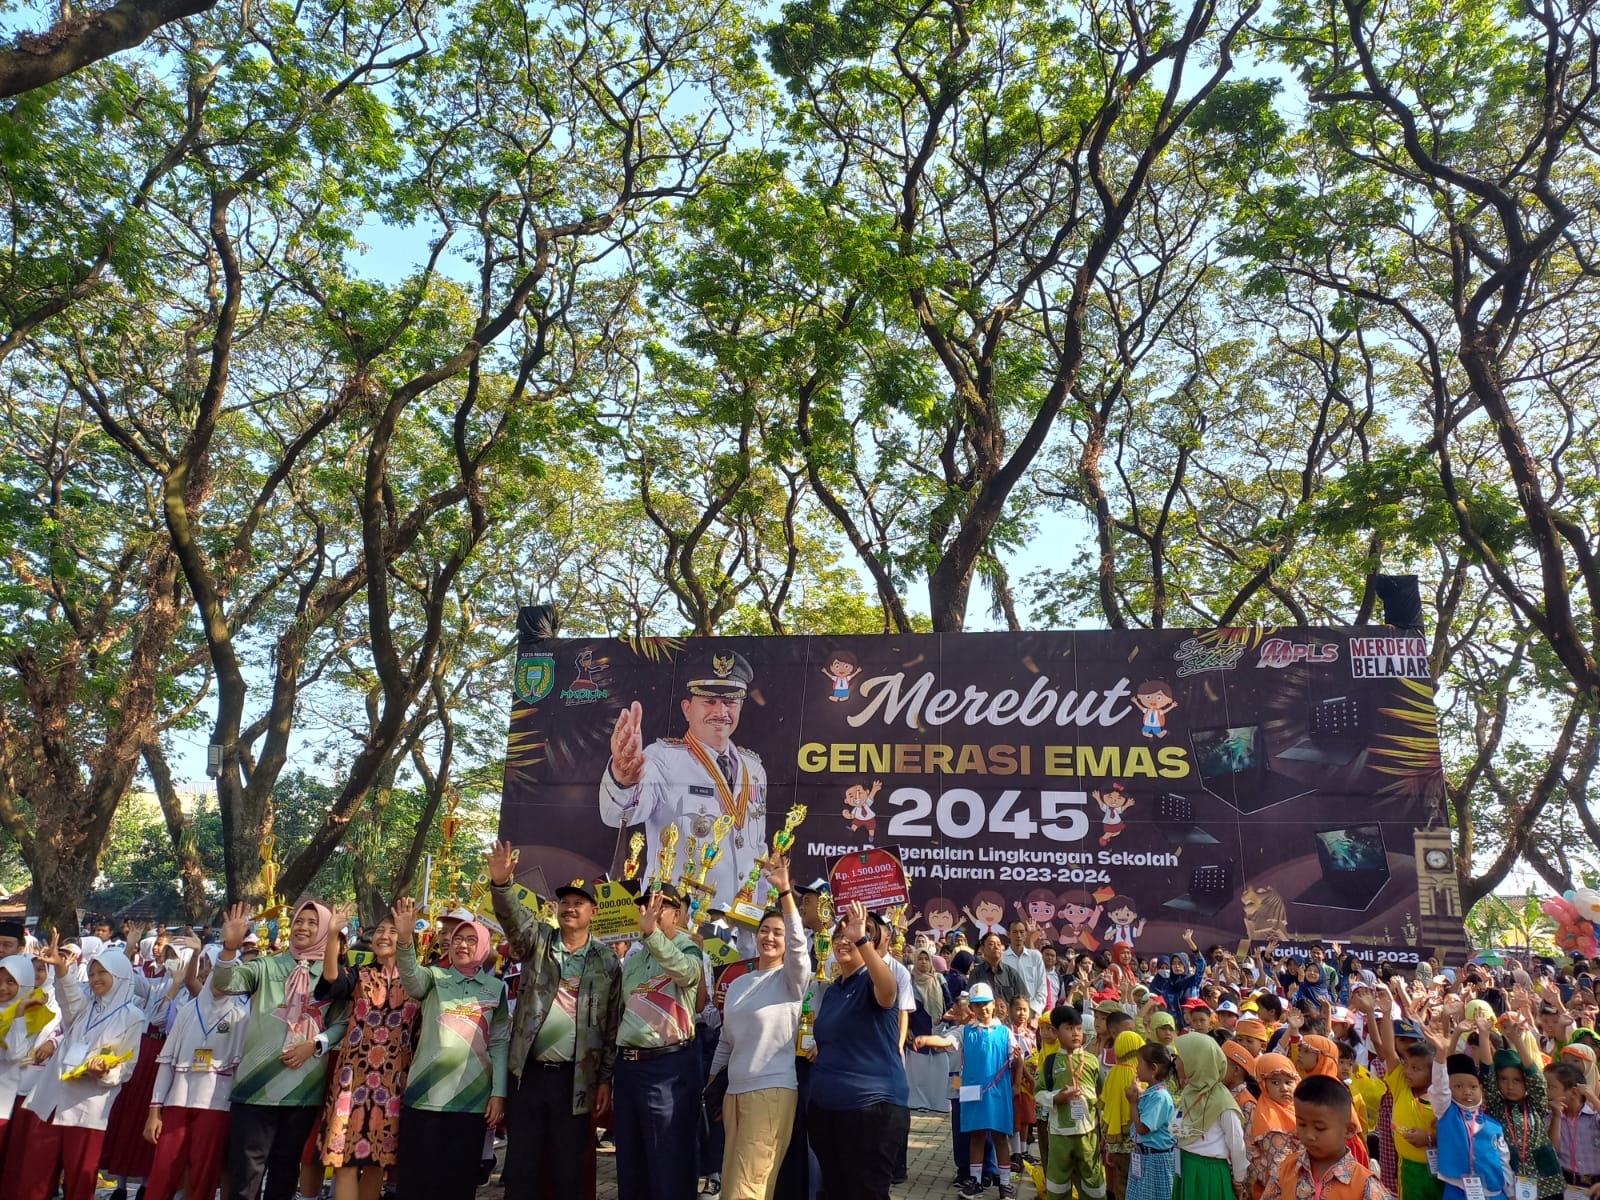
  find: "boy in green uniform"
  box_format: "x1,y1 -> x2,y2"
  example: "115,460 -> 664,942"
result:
1037,1006 -> 1106,1200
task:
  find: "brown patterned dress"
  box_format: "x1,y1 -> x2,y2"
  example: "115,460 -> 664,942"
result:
315,962 -> 421,1167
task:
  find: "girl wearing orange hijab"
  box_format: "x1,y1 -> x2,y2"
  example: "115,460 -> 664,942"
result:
1294,1034 -> 1370,1165
1247,1053 -> 1299,1200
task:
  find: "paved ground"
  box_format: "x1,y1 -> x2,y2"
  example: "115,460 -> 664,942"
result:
591,1108 -> 966,1200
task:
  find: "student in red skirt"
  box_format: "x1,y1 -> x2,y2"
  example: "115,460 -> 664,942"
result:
0,953 -> 55,1171
11,932 -> 146,1200
143,945 -> 252,1200
102,944 -> 198,1200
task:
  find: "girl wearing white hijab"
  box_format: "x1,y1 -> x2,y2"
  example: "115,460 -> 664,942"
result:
142,945 -> 251,1200
11,931 -> 146,1200
0,952 -> 58,1169
102,944 -> 198,1198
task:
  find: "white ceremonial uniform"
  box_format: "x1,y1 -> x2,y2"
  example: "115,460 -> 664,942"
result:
599,737 -> 769,914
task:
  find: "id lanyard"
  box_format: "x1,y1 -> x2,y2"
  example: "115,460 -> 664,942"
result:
1463,1109 -> 1478,1178
1564,1113 -> 1580,1176
1511,1106 -> 1531,1169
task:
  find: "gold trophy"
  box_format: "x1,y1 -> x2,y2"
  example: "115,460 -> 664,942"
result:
682,814 -> 734,923
728,805 -> 807,928
797,891 -> 835,1054
622,832 -> 647,881
654,824 -> 680,888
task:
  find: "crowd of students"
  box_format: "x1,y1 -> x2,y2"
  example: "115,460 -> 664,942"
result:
5,894 -> 1600,1200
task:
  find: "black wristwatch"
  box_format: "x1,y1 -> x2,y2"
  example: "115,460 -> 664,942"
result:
776,889 -> 792,899
854,935 -> 871,947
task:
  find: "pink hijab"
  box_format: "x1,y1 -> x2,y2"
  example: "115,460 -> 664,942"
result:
282,900 -> 333,1048
451,920 -> 492,977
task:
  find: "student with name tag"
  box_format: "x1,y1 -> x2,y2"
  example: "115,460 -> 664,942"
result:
1431,1051 -> 1513,1200
142,945 -> 251,1200
10,932 -> 146,1200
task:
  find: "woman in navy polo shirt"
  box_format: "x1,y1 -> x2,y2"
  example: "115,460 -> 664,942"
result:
808,900 -> 910,1200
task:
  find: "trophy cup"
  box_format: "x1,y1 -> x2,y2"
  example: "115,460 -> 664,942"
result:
654,824 -> 680,888
728,805 -> 807,928
682,814 -> 734,924
797,891 -> 835,1054
622,832 -> 647,881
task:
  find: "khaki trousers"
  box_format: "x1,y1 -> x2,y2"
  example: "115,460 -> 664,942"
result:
721,1087 -> 799,1200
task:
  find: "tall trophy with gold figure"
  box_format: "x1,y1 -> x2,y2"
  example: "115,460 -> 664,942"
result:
655,823 -> 680,888
728,805 -> 807,928
797,890 -> 834,1055
682,814 -> 734,923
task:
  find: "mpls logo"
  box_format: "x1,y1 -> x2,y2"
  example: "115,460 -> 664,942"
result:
1256,638 -> 1339,669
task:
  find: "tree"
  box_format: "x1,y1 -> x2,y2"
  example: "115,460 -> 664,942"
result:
0,0 -> 220,98
761,0 -> 1261,630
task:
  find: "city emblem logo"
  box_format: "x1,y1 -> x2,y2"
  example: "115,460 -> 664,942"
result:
513,653 -> 555,703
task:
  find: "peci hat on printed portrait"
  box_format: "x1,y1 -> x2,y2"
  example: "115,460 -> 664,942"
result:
684,651 -> 754,699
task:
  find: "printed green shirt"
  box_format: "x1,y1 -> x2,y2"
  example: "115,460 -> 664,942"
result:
211,952 -> 349,1107
618,929 -> 701,1049
395,944 -> 509,1113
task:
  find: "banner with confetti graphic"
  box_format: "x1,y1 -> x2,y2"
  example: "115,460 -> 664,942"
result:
500,621 -> 1466,961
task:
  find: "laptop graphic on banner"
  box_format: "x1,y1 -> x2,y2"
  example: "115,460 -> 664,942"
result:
1162,863 -> 1233,916
1293,825 -> 1390,912
1156,792 -> 1220,847
1189,723 -> 1314,814
1276,696 -> 1370,766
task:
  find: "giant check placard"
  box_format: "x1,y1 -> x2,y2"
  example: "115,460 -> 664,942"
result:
500,624 -> 1466,962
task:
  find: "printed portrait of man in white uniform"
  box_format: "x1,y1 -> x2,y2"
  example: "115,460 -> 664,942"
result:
598,650 -> 769,914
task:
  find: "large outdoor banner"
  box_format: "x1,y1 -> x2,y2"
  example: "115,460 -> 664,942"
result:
499,621 -> 1468,962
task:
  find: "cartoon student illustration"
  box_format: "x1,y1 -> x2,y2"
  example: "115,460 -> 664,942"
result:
1095,782 -> 1135,847
1055,890 -> 1102,951
1131,678 -> 1178,738
923,897 -> 963,941
963,890 -> 1009,940
1015,888 -> 1060,946
1100,894 -> 1146,946
821,649 -> 864,702
841,779 -> 882,841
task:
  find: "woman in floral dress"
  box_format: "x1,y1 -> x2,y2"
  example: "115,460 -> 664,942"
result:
314,912 -> 420,1200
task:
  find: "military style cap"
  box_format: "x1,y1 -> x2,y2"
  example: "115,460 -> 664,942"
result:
636,881 -> 685,908
684,651 -> 754,698
556,879 -> 598,904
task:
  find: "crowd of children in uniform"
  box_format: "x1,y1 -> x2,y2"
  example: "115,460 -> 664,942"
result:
904,939 -> 1600,1200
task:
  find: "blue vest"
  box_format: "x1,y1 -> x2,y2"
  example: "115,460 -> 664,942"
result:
1437,1104 -> 1507,1198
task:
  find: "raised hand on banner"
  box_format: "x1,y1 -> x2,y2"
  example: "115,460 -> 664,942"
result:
610,701 -> 647,787
488,841 -> 517,886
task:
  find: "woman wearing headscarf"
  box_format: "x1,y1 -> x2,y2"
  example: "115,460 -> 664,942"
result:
1102,1029 -> 1146,1200
1246,1052 -> 1298,1200
211,898 -> 349,1200
10,931 -> 146,1200
1172,1032 -> 1246,1200
392,897 -> 509,1200
102,944 -> 197,1197
0,952 -> 56,1173
315,911 -> 420,1200
143,946 -> 251,1200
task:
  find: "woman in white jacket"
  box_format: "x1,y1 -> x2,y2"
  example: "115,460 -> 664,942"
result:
11,932 -> 146,1200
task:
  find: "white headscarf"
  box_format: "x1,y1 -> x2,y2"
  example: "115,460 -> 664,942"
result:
79,949 -> 143,1045
0,953 -> 35,991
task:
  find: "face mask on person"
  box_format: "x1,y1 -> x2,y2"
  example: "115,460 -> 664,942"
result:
1158,969 -> 1170,978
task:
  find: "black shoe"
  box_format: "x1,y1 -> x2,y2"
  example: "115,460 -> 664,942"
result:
108,1188 -> 127,1200
982,1175 -> 1000,1189
959,1179 -> 983,1199
999,1185 -> 1017,1200
135,1188 -> 147,1200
